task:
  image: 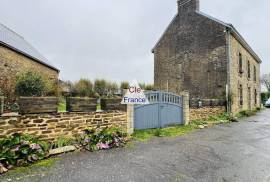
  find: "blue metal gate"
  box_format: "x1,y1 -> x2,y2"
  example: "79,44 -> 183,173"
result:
134,91 -> 183,130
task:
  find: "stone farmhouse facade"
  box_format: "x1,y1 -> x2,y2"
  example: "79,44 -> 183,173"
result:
153,0 -> 261,115
0,23 -> 59,97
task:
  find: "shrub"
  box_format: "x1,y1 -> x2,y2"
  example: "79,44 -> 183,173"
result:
15,72 -> 47,96
51,136 -> 75,149
261,92 -> 270,104
236,110 -> 257,118
106,82 -> 119,97
0,133 -> 50,173
74,78 -> 93,97
76,126 -> 128,151
94,79 -> 107,96
120,81 -> 129,90
4,102 -> 19,113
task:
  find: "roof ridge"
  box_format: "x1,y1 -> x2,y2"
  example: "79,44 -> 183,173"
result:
0,22 -> 24,39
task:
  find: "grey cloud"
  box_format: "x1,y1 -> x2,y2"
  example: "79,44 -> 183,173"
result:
0,0 -> 269,83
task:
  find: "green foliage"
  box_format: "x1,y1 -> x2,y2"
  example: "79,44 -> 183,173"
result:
139,83 -> 154,91
106,82 -> 119,97
145,84 -> 154,91
74,78 -> 93,97
0,133 -> 50,173
236,110 -> 257,118
93,79 -> 108,96
76,126 -> 128,151
51,136 -> 75,149
120,81 -> 129,90
0,89 -> 3,96
15,72 -> 47,96
132,125 -> 196,142
4,102 -> 19,112
58,96 -> 66,112
261,92 -> 270,104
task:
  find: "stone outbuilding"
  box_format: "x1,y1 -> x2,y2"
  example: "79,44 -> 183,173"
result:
0,23 -> 59,98
153,0 -> 262,115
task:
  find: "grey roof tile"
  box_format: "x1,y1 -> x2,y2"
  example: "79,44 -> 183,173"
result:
0,23 -> 59,71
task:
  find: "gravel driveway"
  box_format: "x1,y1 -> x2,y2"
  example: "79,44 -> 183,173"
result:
1,109 -> 270,182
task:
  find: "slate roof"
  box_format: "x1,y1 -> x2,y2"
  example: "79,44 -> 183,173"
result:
0,23 -> 59,72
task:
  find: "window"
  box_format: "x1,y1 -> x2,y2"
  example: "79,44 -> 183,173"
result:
254,66 -> 257,81
239,84 -> 243,106
247,61 -> 251,79
254,89 -> 257,105
238,53 -> 243,74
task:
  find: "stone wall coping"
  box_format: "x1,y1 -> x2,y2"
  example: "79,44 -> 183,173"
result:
0,110 -> 126,119
19,96 -> 58,99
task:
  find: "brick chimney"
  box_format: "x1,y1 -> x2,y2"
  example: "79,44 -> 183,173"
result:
178,0 -> 200,13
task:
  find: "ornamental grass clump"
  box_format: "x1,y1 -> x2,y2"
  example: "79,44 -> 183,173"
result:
77,126 -> 128,151
0,133 -> 50,174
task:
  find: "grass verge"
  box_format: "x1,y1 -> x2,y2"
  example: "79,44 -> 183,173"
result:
132,113 -> 231,142
132,125 -> 197,142
0,157 -> 60,179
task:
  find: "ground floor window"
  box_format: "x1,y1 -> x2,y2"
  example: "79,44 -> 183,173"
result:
239,84 -> 243,106
254,89 -> 257,105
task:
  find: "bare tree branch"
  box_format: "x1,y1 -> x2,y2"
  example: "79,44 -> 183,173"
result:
261,74 -> 270,92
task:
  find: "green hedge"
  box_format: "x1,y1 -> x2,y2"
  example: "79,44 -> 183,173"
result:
261,92 -> 270,104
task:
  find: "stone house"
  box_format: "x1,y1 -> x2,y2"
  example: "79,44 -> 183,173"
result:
0,23 -> 59,98
152,0 -> 262,115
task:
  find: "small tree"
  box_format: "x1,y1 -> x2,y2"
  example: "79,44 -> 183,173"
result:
261,74 -> 270,92
94,79 -> 107,96
74,78 -> 93,97
106,82 -> 119,96
139,83 -> 146,90
15,72 -> 47,96
120,81 -> 129,90
145,84 -> 154,91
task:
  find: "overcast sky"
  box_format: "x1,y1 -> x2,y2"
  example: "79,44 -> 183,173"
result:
0,0 -> 269,84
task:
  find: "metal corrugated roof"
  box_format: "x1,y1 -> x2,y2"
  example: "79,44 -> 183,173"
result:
0,23 -> 59,72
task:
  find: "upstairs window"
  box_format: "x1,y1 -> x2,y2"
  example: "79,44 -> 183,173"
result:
254,66 -> 257,82
247,60 -> 251,79
238,53 -> 243,74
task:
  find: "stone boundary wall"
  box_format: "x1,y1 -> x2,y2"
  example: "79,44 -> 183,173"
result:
0,111 -> 128,141
190,106 -> 226,121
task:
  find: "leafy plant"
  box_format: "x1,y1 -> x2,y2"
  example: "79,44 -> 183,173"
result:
261,92 -> 270,104
236,110 -> 257,118
76,126 -> 128,151
0,133 -> 50,174
4,102 -> 19,112
51,136 -> 75,149
74,78 -> 93,97
15,71 -> 47,97
94,79 -> 107,96
120,81 -> 129,90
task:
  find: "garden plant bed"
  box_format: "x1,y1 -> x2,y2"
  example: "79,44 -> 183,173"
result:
0,126 -> 128,175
